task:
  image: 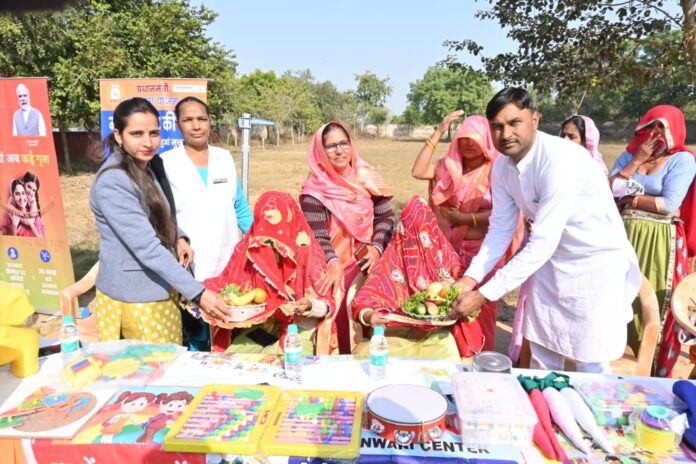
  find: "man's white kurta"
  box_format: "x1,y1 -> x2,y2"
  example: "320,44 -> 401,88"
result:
161,145 -> 240,281
465,131 -> 641,363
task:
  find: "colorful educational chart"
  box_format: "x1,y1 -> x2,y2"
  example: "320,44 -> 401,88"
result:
99,78 -> 207,154
0,386 -> 114,439
164,384 -> 280,455
73,386 -> 199,444
260,389 -> 364,459
0,77 -> 75,313
547,423 -> 693,463
163,351 -> 286,386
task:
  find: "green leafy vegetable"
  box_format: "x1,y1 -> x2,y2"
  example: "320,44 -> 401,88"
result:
403,285 -> 462,319
403,291 -> 426,315
220,284 -> 241,297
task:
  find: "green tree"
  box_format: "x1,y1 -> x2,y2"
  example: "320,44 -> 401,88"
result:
0,0 -> 237,173
353,71 -> 392,132
444,1 -> 695,107
404,65 -> 493,136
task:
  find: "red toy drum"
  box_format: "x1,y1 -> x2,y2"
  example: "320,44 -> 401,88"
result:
365,384 -> 447,445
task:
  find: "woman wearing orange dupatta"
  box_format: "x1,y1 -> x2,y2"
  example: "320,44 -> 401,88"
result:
300,121 -> 395,353
412,111 -> 521,351
203,192 -> 338,355
352,196 -> 484,362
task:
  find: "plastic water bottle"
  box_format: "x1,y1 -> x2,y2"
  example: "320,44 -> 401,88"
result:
59,315 -> 81,364
369,326 -> 388,380
284,324 -> 302,380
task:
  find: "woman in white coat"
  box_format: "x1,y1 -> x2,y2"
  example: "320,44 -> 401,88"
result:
161,96 -> 252,350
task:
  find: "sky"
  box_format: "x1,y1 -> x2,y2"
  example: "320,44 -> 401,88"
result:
192,1 -> 515,115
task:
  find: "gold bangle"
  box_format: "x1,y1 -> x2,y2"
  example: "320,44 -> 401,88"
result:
470,212 -> 478,227
425,138 -> 437,150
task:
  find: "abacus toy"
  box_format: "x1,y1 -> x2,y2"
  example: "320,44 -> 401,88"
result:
260,389 -> 363,459
163,384 -> 280,454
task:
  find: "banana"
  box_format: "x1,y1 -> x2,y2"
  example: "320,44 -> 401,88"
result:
227,289 -> 257,306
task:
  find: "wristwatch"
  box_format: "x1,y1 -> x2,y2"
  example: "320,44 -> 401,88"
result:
190,290 -> 204,306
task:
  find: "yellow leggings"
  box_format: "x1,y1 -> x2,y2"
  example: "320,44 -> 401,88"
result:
95,290 -> 182,344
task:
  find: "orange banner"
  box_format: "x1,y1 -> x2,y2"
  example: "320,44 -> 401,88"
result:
0,77 -> 74,313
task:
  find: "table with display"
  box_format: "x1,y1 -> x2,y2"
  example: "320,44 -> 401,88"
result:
0,351 -> 693,464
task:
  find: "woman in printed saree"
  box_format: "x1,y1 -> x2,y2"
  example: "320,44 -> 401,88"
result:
352,196 -> 484,363
411,112 -> 520,351
609,105 -> 696,377
300,120 -> 395,353
203,192 -> 338,355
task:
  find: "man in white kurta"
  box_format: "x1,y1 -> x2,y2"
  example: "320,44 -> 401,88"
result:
450,88 -> 641,372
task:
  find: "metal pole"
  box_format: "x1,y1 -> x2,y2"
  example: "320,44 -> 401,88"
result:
239,113 -> 251,198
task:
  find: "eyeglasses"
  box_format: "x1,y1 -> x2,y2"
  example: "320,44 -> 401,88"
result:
324,140 -> 350,154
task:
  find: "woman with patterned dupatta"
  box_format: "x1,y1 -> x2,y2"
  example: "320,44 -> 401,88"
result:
352,196 -> 484,363
203,192 -> 338,355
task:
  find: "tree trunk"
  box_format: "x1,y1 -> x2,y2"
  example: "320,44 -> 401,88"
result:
682,0 -> 696,81
58,119 -> 72,175
290,126 -> 295,145
276,125 -> 280,148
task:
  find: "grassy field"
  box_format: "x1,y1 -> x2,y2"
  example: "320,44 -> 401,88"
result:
63,138 -> 628,281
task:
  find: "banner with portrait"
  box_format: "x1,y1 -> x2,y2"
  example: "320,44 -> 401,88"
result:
99,78 -> 208,153
0,77 -> 75,314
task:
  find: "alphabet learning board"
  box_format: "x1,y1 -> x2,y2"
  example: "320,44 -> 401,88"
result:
163,384 -> 280,454
260,389 -> 363,459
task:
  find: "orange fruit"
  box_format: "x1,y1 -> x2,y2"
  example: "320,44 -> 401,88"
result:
253,288 -> 268,304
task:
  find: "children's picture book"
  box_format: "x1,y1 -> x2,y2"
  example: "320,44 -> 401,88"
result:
73,386 -> 199,444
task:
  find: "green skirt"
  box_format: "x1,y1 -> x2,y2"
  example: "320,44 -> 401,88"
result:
623,210 -> 675,354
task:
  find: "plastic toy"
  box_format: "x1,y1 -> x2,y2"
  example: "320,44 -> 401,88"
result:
0,282 -> 38,377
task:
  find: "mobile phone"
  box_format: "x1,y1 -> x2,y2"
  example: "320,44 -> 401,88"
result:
354,244 -> 369,261
246,328 -> 279,347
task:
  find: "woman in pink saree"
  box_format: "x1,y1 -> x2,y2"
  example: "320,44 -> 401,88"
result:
412,111 -> 521,351
300,120 -> 395,353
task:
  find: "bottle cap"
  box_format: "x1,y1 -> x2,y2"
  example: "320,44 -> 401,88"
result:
288,324 -> 298,333
63,315 -> 75,325
373,326 -> 385,336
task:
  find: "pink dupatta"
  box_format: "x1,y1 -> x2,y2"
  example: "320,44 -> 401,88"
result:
579,115 -> 608,174
301,120 -> 392,265
429,116 -> 499,253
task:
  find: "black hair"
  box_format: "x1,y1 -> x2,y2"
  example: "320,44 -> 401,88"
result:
102,97 -> 177,249
21,172 -> 40,213
560,115 -> 587,147
175,96 -> 209,119
321,121 -> 351,146
486,87 -> 536,120
9,178 -> 24,203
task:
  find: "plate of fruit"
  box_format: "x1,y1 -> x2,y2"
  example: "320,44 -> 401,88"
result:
402,282 -> 461,321
219,284 -> 268,323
